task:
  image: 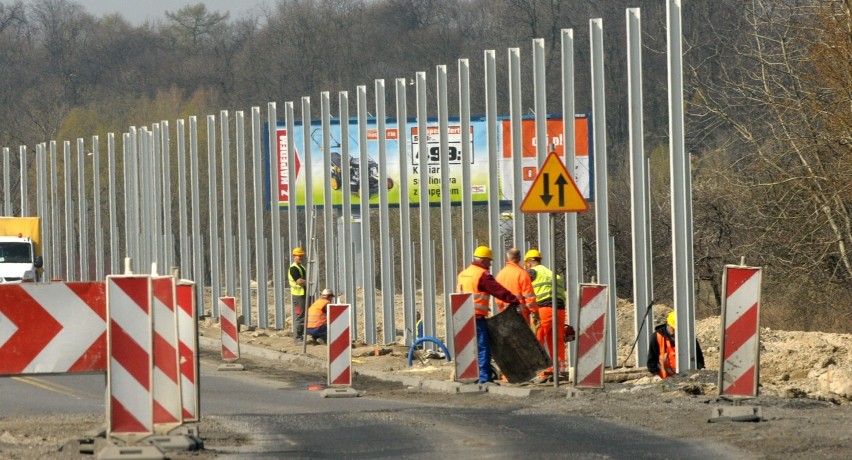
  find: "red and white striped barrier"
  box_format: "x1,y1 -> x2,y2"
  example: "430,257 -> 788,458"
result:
0,282 -> 106,375
219,297 -> 239,361
176,281 -> 199,422
450,293 -> 478,381
151,276 -> 181,431
106,275 -> 154,440
574,284 -> 608,389
327,304 -> 351,386
719,265 -> 762,397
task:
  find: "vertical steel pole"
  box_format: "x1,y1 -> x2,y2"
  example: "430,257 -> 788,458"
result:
19,146 -> 28,216
268,103 -> 285,330
2,147 -> 9,216
358,86 -> 376,344
320,93 -> 337,296
207,115 -> 222,315
176,120 -> 190,278
591,18 -> 616,367
107,133 -> 119,275
129,127 -> 140,272
376,80 -> 395,345
251,106 -> 268,328
235,110 -> 252,325
220,111 -> 236,298
285,102 -> 298,332
459,59 -> 473,268
416,72 -> 436,341
668,0 -> 696,371
77,138 -> 90,281
92,136 -> 104,280
437,65 -> 455,353
562,28 -> 580,366
628,8 -> 652,366
161,121 -> 174,271
301,97 -> 314,298
533,38 -> 551,268
485,51 -> 501,277
50,142 -> 61,277
395,79 -> 415,345
339,92 -> 356,338
508,48 -> 524,252
189,117 -> 206,315
63,141 -> 74,280
36,143 -> 47,280
150,124 -> 162,270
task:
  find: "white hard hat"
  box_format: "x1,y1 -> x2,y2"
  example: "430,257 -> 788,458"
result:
321,288 -> 335,297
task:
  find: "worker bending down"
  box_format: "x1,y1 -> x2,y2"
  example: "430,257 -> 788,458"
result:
306,288 -> 335,345
647,311 -> 705,379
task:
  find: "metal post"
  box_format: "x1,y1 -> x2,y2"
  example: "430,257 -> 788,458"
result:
339,92 -> 356,338
533,38 -> 551,268
107,133 -> 119,275
19,146 -> 28,216
160,122 -> 174,271
485,50 -> 502,276
562,28 -> 580,366
251,106 -> 268,328
236,111 -> 253,328
459,59 -> 473,268
220,111 -> 236,298
395,79 -> 415,345
285,101 -> 298,331
63,141 -> 74,281
176,120 -> 190,278
438,65 -> 454,354
50,142 -> 61,277
2,147 -> 9,216
357,86 -> 376,344
207,115 -> 221,315
508,48 -> 524,252
92,136 -> 104,280
376,80 -> 395,345
416,71 -> 436,342
320,93 -> 337,296
189,117 -> 206,315
268,103 -> 285,330
302,97 -> 314,298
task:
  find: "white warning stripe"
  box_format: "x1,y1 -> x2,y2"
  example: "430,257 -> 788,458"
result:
110,282 -> 151,349
725,272 -> 760,328
110,356 -> 152,429
576,338 -> 605,381
723,334 -> 758,384
25,284 -> 105,372
0,310 -> 17,350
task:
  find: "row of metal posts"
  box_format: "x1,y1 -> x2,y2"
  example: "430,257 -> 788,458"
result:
0,1 -> 696,371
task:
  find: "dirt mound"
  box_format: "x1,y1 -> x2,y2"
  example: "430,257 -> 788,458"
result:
614,298 -> 852,403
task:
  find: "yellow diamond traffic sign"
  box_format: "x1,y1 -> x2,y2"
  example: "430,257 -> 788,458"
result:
520,152 -> 589,213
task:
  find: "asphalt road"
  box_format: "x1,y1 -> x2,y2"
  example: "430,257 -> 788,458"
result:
2,362 -> 740,459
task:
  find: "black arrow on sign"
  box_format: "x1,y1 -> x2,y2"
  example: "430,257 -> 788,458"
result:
540,173 -> 553,205
555,174 -> 568,206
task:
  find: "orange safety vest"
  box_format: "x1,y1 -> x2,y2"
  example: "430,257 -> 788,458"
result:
656,331 -> 677,378
495,261 -> 535,311
457,264 -> 491,317
307,298 -> 329,328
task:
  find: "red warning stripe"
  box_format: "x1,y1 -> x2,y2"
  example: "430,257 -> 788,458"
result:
111,321 -> 151,389
725,268 -> 755,297
723,303 -> 758,361
577,314 -> 605,359
0,286 -> 63,374
724,366 -> 756,395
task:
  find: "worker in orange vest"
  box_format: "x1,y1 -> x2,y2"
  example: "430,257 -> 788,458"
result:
648,311 -> 705,379
524,248 -> 568,378
306,288 -> 334,345
457,245 -> 522,383
495,248 -> 536,325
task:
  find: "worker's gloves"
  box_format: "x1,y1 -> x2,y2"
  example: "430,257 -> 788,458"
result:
530,313 -> 541,328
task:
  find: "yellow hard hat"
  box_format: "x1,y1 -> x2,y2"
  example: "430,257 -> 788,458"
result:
524,249 -> 542,261
473,245 -> 493,259
667,311 -> 676,329
292,247 -> 306,256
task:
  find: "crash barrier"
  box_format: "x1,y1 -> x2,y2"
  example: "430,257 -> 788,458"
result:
106,275 -> 154,441
0,282 -> 106,375
219,297 -> 239,361
327,303 -> 352,386
152,276 -> 182,432
449,293 -> 478,381
176,281 -> 199,422
574,284 -> 608,389
719,265 -> 762,397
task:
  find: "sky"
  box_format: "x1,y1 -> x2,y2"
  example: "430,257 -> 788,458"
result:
27,0 -> 271,25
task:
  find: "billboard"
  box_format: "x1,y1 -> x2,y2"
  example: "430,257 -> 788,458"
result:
269,114 -> 592,208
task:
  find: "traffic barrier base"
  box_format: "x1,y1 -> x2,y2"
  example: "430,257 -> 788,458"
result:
217,362 -> 245,371
320,387 -> 361,398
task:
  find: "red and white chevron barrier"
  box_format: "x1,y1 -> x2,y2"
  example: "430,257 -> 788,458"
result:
151,276 -> 181,431
574,284 -> 608,389
176,281 -> 199,422
450,293 -> 478,381
720,265 -> 762,397
0,282 -> 106,375
106,275 -> 154,440
327,304 -> 351,386
219,297 -> 239,361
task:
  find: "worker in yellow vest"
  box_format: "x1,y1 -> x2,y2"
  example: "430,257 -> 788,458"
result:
524,248 -> 568,378
289,247 -> 307,342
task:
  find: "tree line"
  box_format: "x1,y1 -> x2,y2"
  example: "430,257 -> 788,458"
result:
0,0 -> 848,332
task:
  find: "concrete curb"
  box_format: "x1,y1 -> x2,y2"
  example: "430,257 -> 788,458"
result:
199,337 -> 534,397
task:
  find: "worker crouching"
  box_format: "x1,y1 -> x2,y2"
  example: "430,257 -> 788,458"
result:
647,311 -> 705,379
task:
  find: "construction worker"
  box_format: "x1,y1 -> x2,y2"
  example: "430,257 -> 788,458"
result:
524,248 -> 568,378
495,248 -> 536,324
289,247 -> 307,342
647,311 -> 705,379
306,288 -> 334,345
457,245 -> 521,383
